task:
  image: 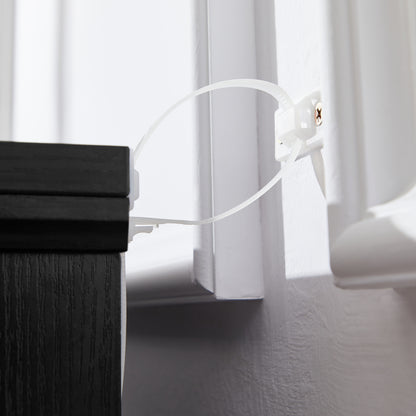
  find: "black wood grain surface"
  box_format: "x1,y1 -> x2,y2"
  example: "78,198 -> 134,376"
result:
0,141 -> 129,197
0,194 -> 129,252
0,253 -> 121,416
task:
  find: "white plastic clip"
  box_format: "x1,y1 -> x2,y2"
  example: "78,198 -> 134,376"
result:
128,222 -> 156,242
275,90 -> 325,196
275,90 -> 323,161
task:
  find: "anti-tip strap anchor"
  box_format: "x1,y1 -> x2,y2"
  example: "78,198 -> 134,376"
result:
275,90 -> 325,196
129,79 -> 324,241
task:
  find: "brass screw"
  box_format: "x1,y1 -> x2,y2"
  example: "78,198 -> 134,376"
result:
315,102 -> 323,126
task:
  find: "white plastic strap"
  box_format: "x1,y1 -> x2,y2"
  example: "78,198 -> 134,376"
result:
130,138 -> 301,229
130,79 -> 304,234
134,79 -> 294,162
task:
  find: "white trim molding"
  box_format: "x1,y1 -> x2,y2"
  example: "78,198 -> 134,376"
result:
12,0 -> 63,142
323,0 -> 416,289
127,0 -> 264,306
0,0 -> 14,140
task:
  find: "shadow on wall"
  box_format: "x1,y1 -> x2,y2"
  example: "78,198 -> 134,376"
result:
122,300 -> 272,416
126,300 -> 263,340
395,287 -> 416,321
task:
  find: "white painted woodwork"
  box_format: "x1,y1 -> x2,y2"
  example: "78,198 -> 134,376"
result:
0,0 -> 14,140
124,0 -> 264,305
12,0 -> 62,142
275,0 -> 331,280
125,0 -> 264,304
323,0 -> 416,288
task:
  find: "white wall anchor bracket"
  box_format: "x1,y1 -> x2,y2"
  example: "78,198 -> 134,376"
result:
275,90 -> 325,196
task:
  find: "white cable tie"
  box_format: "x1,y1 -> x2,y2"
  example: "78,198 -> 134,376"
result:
129,78 -> 320,238
130,139 -> 302,230
134,79 -> 294,162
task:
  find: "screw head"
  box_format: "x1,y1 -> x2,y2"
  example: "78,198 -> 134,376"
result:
314,102 -> 323,126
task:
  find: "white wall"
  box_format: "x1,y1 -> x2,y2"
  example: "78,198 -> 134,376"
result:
123,1 -> 416,415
